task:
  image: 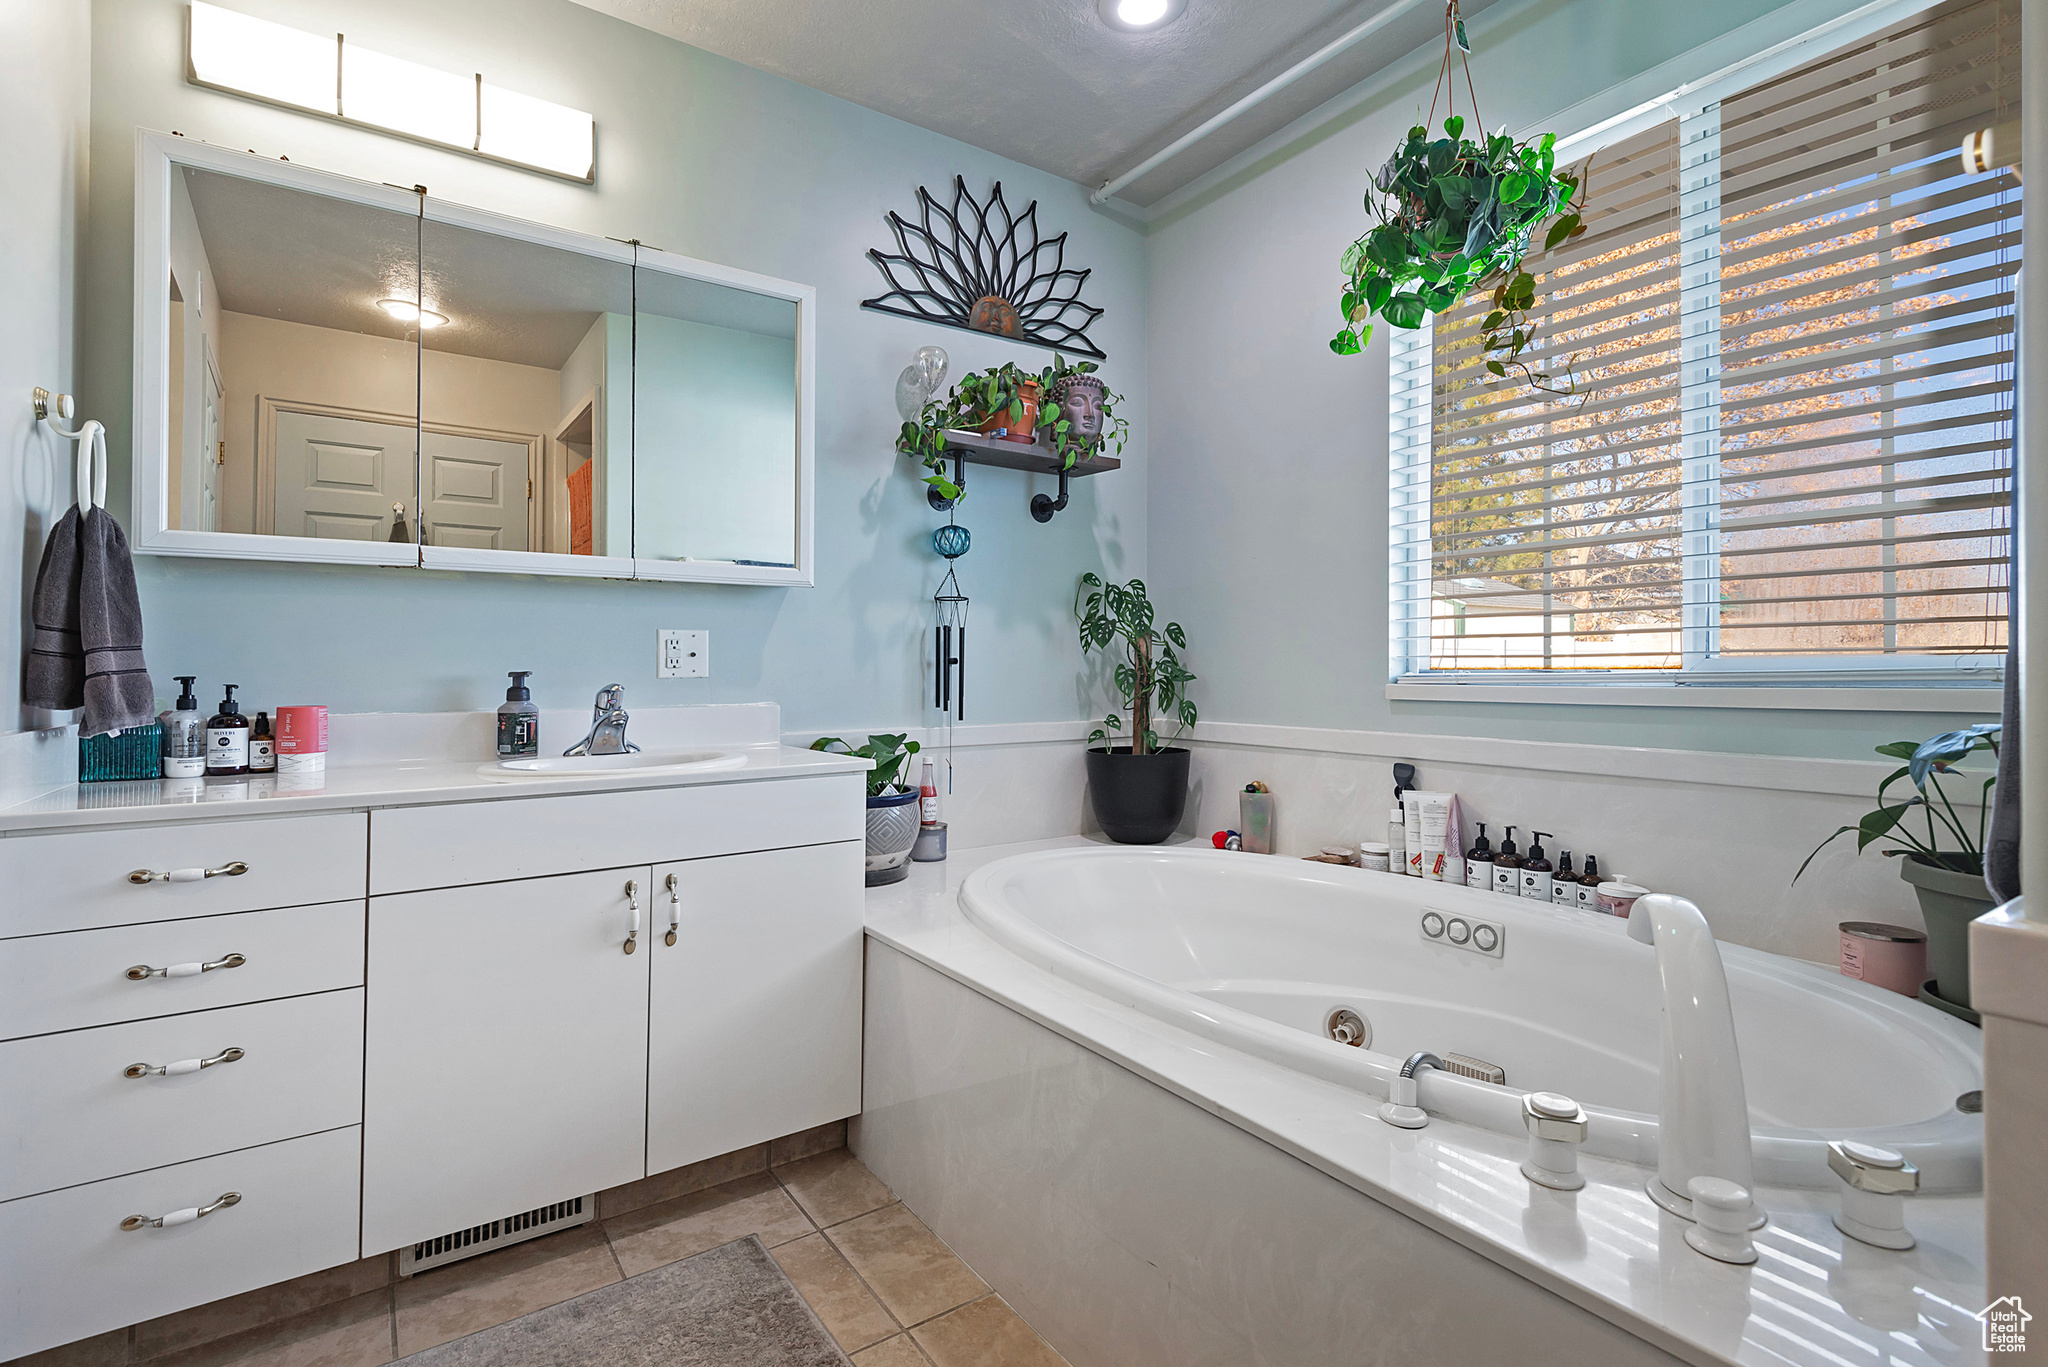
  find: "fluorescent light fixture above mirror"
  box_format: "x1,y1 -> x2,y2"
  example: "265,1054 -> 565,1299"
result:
186,3 -> 596,183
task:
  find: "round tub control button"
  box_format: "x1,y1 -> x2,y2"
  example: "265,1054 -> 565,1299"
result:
1421,912 -> 1446,938
1445,918 -> 1472,945
1472,924 -> 1499,952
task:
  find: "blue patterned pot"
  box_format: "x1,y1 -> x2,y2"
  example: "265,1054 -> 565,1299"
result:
866,788 -> 922,886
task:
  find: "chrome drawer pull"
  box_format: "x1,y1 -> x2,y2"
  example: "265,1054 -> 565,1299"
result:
122,1191 -> 240,1230
125,1047 -> 244,1079
129,861 -> 248,885
664,873 -> 680,946
623,879 -> 640,955
126,952 -> 246,981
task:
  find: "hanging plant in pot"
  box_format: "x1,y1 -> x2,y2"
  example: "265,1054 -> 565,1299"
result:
1795,723 -> 2000,1019
1075,574 -> 1197,845
810,732 -> 923,886
1328,2 -> 1585,395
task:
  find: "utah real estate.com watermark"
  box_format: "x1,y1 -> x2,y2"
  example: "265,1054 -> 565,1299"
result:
1977,1297 -> 2030,1354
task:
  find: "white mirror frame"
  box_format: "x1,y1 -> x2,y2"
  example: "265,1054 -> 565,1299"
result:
131,129 -> 817,587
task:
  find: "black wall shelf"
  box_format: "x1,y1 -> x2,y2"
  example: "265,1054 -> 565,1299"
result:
929,429 -> 1118,522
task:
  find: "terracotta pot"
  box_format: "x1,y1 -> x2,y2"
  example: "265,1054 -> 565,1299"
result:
1899,854 -> 1994,1012
977,379 -> 1041,444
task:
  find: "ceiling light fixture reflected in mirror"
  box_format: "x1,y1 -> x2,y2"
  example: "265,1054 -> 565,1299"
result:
1098,0 -> 1185,31
377,299 -> 449,328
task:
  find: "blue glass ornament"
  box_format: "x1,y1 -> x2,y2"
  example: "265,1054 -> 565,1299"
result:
932,523 -> 971,559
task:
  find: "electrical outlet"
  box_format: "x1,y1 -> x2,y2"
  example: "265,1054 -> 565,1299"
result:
657,629 -> 709,679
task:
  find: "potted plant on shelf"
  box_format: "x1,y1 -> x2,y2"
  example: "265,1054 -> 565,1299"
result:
1075,573 -> 1197,844
898,362 -> 1041,501
1037,355 -> 1130,470
1796,723 -> 2000,1017
810,732 -> 923,886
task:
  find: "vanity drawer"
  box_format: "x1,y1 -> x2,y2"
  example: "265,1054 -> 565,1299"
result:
370,773 -> 861,893
0,1125 -> 361,1362
0,989 -> 364,1203
0,900 -> 365,1041
0,812 -> 368,937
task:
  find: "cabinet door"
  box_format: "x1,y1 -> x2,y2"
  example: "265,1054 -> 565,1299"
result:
363,868 -> 650,1255
648,842 -> 863,1174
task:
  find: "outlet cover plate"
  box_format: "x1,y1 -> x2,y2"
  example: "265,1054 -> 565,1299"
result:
657,629 -> 709,679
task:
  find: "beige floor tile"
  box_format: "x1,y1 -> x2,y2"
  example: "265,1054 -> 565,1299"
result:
136,1257 -> 392,1360
774,1148 -> 896,1228
598,1143 -> 768,1220
769,1119 -> 849,1167
391,1224 -> 617,1357
911,1296 -> 1067,1367
851,1334 -> 931,1366
2,1328 -> 128,1367
146,1290 -> 392,1367
826,1204 -> 988,1328
770,1233 -> 899,1354
603,1171 -> 816,1277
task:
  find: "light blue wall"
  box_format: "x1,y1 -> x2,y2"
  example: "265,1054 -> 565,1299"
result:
1142,0 -> 1999,762
84,0 -> 1146,724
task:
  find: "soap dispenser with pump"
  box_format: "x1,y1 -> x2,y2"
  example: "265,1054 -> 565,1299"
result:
498,672 -> 539,758
1520,832 -> 1555,901
159,676 -> 206,779
1492,827 -> 1522,895
205,685 -> 250,776
1551,850 -> 1576,905
1465,823 -> 1495,890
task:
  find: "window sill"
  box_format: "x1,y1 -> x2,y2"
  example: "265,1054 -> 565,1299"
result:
1384,681 -> 2003,712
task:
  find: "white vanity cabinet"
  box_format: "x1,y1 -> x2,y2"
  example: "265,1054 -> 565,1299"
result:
648,842 -> 865,1173
362,868 -> 653,1254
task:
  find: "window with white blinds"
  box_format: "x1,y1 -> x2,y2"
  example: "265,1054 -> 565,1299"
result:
1389,0 -> 2019,681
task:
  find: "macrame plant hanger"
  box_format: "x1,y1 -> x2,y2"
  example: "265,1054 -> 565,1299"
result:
1428,1 -> 1483,137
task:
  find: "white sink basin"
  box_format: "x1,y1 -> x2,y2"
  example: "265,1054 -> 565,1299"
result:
478,750 -> 749,780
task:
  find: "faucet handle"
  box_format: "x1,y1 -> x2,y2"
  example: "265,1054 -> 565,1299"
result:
1521,1091 -> 1588,1190
594,683 -> 626,713
1828,1140 -> 1917,1249
1683,1177 -> 1759,1264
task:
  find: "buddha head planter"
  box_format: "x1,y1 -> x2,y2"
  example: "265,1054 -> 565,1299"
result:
1048,373 -> 1107,450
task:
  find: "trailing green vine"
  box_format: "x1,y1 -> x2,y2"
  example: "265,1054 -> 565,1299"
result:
897,355 -> 1130,501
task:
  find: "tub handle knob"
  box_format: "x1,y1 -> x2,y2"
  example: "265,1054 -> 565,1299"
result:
1684,1178 -> 1758,1264
1520,1091 -> 1588,1190
1827,1140 -> 1917,1250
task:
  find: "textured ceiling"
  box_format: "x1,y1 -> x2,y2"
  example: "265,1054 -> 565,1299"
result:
564,0 -> 1493,206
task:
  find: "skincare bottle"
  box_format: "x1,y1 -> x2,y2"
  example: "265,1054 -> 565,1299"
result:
1551,850 -> 1576,905
1576,855 -> 1602,912
1492,827 -> 1522,896
249,712 -> 276,772
205,685 -> 250,776
1464,823 -> 1495,890
1520,832 -> 1554,901
497,672 -> 539,758
1388,807 -> 1408,876
159,676 -> 206,778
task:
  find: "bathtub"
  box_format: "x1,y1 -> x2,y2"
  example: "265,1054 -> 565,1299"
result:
959,845 -> 1983,1193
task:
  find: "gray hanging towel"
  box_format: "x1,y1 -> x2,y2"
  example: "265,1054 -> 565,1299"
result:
77,505 -> 157,736
25,506 -> 85,712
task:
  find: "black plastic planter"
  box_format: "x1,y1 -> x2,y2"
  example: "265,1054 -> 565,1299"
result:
1086,746 -> 1191,845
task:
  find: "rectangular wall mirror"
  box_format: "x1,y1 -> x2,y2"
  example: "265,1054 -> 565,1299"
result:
133,131 -> 815,585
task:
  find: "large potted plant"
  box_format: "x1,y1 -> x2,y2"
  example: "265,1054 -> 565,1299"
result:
1797,724 -> 2000,1015
810,732 -> 923,886
1075,573 -> 1197,844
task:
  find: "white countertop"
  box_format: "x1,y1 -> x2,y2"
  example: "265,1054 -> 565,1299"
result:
865,835 -> 1990,1367
0,706 -> 870,836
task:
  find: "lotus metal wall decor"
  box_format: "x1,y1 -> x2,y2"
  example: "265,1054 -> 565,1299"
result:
863,177 -> 1107,360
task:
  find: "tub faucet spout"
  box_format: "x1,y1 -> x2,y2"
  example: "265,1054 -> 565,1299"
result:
1627,894 -> 1763,1227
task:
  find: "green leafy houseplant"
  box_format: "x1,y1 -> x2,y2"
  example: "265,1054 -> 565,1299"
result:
899,356 -> 1129,500
1330,115 -> 1583,392
1074,574 -> 1196,755
1795,724 -> 2000,880
810,732 -> 922,798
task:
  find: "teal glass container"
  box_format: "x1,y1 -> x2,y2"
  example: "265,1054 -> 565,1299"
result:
80,723 -> 164,782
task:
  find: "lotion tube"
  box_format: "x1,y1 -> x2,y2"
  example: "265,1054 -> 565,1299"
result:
1406,792 -> 1453,881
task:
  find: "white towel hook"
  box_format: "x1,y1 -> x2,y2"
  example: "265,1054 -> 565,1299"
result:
36,389 -> 106,513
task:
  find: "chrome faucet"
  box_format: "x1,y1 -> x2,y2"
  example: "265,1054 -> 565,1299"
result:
1627,894 -> 1763,1228
564,684 -> 640,757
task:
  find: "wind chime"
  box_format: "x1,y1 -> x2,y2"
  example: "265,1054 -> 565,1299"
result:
933,519 -> 969,720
